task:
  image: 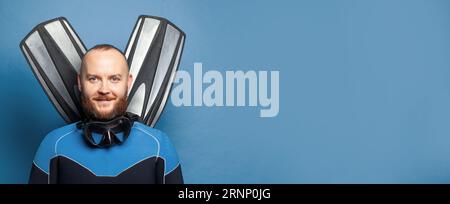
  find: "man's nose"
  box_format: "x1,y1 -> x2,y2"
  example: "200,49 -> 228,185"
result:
98,81 -> 111,95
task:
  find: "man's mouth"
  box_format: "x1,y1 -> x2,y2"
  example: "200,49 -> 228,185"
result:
93,97 -> 116,106
94,98 -> 115,101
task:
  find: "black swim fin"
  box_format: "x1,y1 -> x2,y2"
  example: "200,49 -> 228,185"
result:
20,17 -> 86,122
125,15 -> 186,127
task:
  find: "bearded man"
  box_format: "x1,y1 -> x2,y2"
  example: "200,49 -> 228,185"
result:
28,44 -> 183,184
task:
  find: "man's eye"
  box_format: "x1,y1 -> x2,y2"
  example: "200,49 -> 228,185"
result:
88,77 -> 97,82
111,76 -> 120,82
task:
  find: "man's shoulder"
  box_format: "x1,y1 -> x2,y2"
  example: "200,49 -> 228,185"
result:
132,122 -> 170,142
132,123 -> 180,169
33,123 -> 79,172
40,123 -> 79,148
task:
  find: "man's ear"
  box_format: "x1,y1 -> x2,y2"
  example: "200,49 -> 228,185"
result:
77,74 -> 81,92
128,74 -> 133,91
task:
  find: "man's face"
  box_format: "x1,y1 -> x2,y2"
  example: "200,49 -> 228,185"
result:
78,49 -> 132,120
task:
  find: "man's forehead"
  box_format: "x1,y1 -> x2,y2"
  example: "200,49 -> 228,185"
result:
83,49 -> 129,74
84,49 -> 126,62
84,66 -> 129,76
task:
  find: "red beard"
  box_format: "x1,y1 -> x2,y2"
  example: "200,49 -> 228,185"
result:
81,93 -> 127,121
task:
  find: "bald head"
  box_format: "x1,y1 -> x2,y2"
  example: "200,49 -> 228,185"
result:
80,44 -> 128,76
78,44 -> 133,120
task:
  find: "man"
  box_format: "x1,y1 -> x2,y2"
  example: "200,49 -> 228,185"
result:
29,44 -> 183,184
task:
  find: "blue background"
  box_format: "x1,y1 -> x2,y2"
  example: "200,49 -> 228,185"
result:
1,0 -> 450,183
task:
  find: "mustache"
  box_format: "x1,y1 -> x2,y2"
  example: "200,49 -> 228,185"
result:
92,95 -> 117,101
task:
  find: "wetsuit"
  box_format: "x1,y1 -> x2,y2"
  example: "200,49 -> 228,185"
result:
28,122 -> 183,184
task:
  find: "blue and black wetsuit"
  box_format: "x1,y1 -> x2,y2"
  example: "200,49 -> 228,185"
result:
29,122 -> 183,184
